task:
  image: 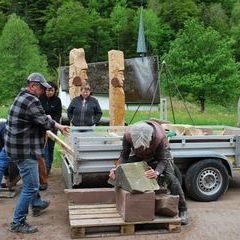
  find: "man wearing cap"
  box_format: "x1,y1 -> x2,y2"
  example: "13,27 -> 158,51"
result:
5,72 -> 69,234
109,120 -> 189,225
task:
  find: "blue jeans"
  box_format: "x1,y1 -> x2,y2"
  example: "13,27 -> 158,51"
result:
13,159 -> 45,224
0,149 -> 9,184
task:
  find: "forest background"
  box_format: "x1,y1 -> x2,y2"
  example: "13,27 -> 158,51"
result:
0,0 -> 240,123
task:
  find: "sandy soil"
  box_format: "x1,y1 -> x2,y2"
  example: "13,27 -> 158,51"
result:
1,169 -> 240,240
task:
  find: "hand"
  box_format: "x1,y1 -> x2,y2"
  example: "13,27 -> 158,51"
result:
144,167 -> 159,179
55,122 -> 70,135
109,167 -> 118,180
60,125 -> 70,135
59,125 -> 70,135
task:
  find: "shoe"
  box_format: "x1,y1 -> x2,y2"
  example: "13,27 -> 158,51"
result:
32,200 -> 50,217
39,183 -> 48,191
10,221 -> 38,233
179,210 -> 189,225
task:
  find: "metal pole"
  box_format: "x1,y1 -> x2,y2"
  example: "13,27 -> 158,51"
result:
160,98 -> 167,120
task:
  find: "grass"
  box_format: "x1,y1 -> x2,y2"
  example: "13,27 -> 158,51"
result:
0,103 -> 11,119
103,98 -> 238,126
1,98 -> 238,168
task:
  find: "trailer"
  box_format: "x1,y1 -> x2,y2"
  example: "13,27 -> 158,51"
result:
61,124 -> 240,202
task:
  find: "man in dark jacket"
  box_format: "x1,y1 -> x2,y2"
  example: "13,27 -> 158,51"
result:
109,120 -> 189,225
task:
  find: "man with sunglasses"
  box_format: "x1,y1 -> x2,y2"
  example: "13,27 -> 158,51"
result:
5,72 -> 69,234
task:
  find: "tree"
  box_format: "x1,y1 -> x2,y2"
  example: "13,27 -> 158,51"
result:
165,19 -> 239,112
43,1 -> 93,67
230,1 -> 240,61
0,0 -> 50,36
86,9 -> 113,62
109,4 -> 137,57
0,14 -> 49,103
0,10 -> 6,33
158,0 -> 200,32
200,3 -> 229,35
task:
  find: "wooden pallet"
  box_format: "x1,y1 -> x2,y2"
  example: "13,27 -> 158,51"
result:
69,203 -> 181,238
0,186 -> 21,198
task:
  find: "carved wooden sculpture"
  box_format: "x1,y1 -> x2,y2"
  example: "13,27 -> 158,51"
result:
108,50 -> 125,126
69,48 -> 88,99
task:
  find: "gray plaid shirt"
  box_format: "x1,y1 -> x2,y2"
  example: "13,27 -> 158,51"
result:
5,89 -> 56,161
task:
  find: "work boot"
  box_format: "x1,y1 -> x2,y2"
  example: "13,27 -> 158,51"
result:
39,183 -> 48,191
10,221 -> 38,233
179,210 -> 189,225
32,200 -> 50,217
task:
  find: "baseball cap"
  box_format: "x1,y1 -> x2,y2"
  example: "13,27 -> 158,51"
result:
27,72 -> 51,89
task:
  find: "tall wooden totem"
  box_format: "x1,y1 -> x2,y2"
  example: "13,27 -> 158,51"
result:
69,48 -> 88,99
108,50 -> 125,126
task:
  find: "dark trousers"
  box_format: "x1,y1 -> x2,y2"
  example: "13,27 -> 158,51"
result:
44,139 -> 55,174
160,161 -> 187,211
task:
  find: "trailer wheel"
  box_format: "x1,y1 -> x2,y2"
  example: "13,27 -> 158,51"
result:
185,159 -> 229,202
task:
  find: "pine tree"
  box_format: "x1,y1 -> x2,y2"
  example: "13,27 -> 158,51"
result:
0,14 -> 49,102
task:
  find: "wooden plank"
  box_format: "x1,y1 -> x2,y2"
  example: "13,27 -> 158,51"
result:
69,203 -> 116,209
70,217 -> 124,227
69,208 -> 118,215
0,186 -> 21,198
70,213 -> 120,220
121,224 -> 135,235
71,226 -> 85,239
70,216 -> 180,227
0,189 -> 18,198
167,223 -> 181,233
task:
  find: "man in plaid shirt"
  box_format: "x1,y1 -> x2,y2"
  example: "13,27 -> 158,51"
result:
5,72 -> 69,234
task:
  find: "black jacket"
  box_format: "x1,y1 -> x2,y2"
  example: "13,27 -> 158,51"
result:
67,95 -> 102,126
40,95 -> 62,123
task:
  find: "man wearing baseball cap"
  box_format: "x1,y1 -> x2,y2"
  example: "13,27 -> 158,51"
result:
5,72 -> 70,234
27,72 -> 51,90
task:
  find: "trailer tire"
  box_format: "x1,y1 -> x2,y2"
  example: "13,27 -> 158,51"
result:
185,159 -> 229,202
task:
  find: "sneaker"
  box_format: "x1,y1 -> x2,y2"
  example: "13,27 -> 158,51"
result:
179,210 -> 189,225
39,183 -> 48,191
10,221 -> 38,233
32,200 -> 50,217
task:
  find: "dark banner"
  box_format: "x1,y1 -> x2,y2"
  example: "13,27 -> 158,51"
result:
59,55 -> 159,104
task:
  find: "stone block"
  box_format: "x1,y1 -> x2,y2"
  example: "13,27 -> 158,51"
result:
116,187 -> 155,222
64,188 -> 115,204
109,161 -> 159,193
155,194 -> 179,217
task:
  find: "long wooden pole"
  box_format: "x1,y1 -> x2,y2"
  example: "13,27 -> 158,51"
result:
46,130 -> 74,156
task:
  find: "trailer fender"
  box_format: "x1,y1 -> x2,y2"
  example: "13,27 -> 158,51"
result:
172,150 -> 233,177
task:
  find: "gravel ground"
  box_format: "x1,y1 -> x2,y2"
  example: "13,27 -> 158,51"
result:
1,169 -> 240,240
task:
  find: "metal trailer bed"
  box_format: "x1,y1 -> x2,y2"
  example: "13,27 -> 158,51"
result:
61,125 -> 240,202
